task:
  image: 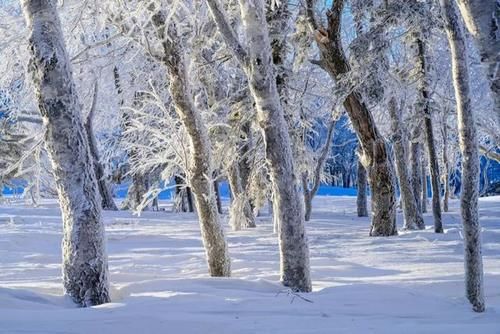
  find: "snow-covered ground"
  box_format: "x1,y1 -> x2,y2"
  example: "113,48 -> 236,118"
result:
0,196 -> 499,333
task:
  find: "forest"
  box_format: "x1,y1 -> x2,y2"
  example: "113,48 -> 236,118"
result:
0,0 -> 499,333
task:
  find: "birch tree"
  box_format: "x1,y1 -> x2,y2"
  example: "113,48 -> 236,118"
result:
455,0 -> 499,120
440,0 -> 485,312
151,10 -> 230,277
388,98 -> 425,230
206,0 -> 312,292
21,0 -> 110,306
85,83 -> 118,211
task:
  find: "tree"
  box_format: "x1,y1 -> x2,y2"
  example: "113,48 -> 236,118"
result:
409,125 -> 424,214
305,0 -> 397,236
151,10 -> 230,277
85,83 -> 118,211
439,0 -> 485,312
206,0 -> 312,292
21,0 -> 110,306
356,149 -> 368,217
302,117 -> 336,221
414,36 -> 443,233
388,98 -> 425,230
455,0 -> 499,120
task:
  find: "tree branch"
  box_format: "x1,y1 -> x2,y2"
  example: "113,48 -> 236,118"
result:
205,0 -> 249,67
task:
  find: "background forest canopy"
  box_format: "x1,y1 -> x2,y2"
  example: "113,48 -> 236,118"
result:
0,0 -> 499,314
0,0 -> 498,205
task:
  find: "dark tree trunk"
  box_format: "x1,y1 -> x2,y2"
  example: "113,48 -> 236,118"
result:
356,158 -> 368,217
409,133 -> 423,215
422,159 -> 428,213
305,0 -> 396,236
416,38 -> 443,233
425,117 -> 443,232
213,179 -> 223,214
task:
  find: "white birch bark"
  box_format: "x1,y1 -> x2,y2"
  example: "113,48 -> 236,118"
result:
388,98 -> 425,230
440,0 -> 485,312
415,37 -> 443,233
206,0 -> 311,292
21,0 -> 110,306
455,0 -> 499,119
152,13 -> 230,277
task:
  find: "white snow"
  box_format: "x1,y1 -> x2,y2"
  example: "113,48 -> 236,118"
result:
0,196 -> 499,333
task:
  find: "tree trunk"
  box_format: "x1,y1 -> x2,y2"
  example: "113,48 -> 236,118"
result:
356,157 -> 368,217
455,0 -> 500,119
440,0 -> 485,312
228,162 -> 255,230
22,0 -> 110,306
302,173 -> 313,222
306,0 -> 397,236
481,159 -> 490,195
121,173 -> 147,211
302,118 -> 336,221
85,83 -> 118,211
388,98 -> 425,230
206,0 -> 311,292
409,127 -> 423,215
415,37 -> 443,233
425,116 -> 443,232
213,179 -> 223,214
153,13 -> 230,277
186,186 -> 194,212
238,122 -> 253,190
174,175 -> 188,212
422,158 -> 428,213
442,118 -> 450,212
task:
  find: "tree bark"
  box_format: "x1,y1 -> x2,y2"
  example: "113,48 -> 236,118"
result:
356,157 -> 368,217
153,13 -> 230,277
206,0 -> 311,292
306,0 -> 397,236
441,118 -> 450,212
455,0 -> 500,119
440,0 -> 485,312
213,179 -> 223,215
22,0 -> 110,306
415,37 -> 443,233
388,98 -> 425,230
228,162 -> 255,230
302,118 -> 336,221
422,156 -> 428,214
174,175 -> 189,212
409,127 -> 423,215
425,115 -> 443,232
